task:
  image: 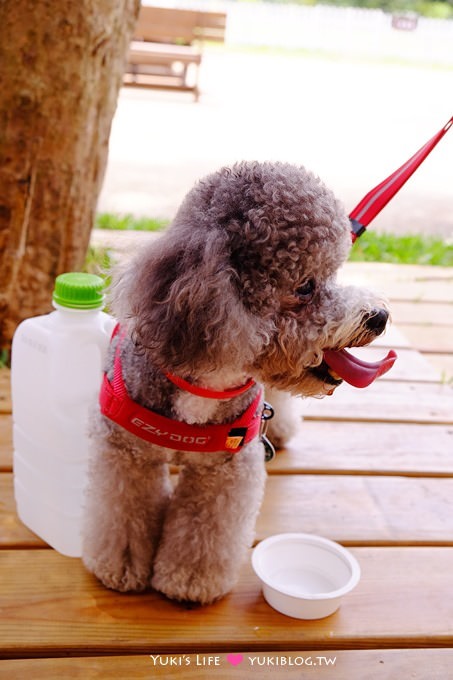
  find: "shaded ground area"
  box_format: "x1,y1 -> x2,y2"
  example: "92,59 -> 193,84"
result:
98,48 -> 453,238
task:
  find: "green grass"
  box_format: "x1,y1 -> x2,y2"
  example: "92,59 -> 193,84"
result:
83,245 -> 114,278
95,213 -> 168,232
348,231 -> 453,266
206,41 -> 453,72
94,213 -> 453,267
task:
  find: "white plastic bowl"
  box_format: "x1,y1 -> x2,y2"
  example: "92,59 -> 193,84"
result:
252,533 -> 361,619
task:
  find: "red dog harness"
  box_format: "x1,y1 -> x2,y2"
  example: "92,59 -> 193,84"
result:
99,326 -> 263,453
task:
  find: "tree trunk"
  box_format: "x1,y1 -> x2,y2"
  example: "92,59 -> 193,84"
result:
0,0 -> 140,348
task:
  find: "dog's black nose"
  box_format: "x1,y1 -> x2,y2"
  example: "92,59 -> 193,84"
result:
366,308 -> 389,335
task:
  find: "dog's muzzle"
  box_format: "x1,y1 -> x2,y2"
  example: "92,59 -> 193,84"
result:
310,306 -> 397,389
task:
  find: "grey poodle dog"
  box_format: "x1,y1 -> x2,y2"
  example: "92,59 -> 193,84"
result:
82,161 -> 393,605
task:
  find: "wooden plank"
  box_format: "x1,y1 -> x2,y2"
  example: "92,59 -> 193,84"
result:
340,263 -> 453,304
133,7 -> 200,45
3,471 -> 453,550
2,649 -> 453,679
301,381 -> 453,425
388,287 -> 453,304
133,6 -> 226,44
128,41 -> 202,66
0,368 -> 11,415
269,421 -> 453,476
1,548 -> 453,656
123,77 -> 198,95
390,300 -> 453,326
0,475 -> 45,548
0,415 -> 12,471
257,475 -> 453,545
423,353 -> 453,383
372,285 -> 453,305
396,324 -> 453,354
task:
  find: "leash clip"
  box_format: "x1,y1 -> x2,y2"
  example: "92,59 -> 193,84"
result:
260,401 -> 276,463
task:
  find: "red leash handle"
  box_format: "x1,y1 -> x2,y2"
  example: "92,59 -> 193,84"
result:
350,115 -> 453,241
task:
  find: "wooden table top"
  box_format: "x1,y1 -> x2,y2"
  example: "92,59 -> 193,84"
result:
1,263 -> 452,678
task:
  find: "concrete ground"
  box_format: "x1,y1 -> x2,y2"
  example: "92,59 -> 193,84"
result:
98,47 -> 453,238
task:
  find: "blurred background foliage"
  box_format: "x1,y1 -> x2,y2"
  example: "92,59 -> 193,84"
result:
239,0 -> 453,20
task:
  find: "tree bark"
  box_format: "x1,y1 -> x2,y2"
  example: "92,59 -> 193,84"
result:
0,0 -> 140,348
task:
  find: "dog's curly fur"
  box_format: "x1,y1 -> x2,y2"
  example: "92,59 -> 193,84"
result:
82,161 -> 389,604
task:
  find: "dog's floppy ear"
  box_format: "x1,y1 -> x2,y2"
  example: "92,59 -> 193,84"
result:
111,229 -> 265,375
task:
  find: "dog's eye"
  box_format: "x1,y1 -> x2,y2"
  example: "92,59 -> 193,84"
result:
295,278 -> 315,303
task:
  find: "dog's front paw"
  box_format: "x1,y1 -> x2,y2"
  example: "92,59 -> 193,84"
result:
83,550 -> 152,593
151,558 -> 237,605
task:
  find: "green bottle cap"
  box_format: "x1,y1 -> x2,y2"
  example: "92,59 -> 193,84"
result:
53,272 -> 105,310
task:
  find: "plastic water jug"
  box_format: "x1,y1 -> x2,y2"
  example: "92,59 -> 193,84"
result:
11,272 -> 116,557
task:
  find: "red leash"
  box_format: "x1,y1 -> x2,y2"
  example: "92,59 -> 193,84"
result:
350,115 -> 453,241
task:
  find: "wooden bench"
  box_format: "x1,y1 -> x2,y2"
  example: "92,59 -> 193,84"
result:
1,262 -> 453,675
123,6 -> 227,100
